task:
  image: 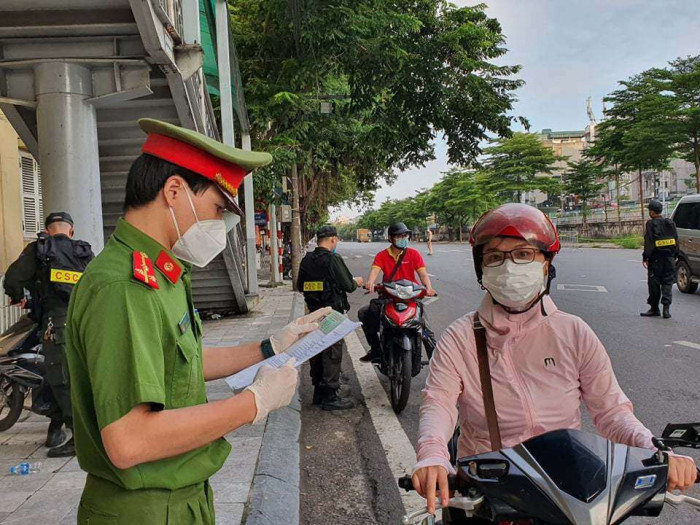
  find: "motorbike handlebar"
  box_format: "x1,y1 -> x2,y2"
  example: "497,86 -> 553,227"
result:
398,475 -> 468,493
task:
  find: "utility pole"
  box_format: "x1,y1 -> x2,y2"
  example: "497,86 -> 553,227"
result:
290,163 -> 303,290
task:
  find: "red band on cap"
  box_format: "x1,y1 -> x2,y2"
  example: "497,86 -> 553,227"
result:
142,133 -> 246,197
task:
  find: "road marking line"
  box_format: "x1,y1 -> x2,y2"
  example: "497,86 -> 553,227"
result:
422,296 -> 440,306
345,332 -> 426,514
557,284 -> 608,293
674,341 -> 700,350
342,256 -> 349,260
427,273 -> 436,277
354,255 -> 363,259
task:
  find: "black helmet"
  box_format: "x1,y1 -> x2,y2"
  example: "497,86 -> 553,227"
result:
388,222 -> 411,237
648,199 -> 663,213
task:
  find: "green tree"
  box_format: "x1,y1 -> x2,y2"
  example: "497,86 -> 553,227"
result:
602,70 -> 680,222
585,123 -> 626,229
661,56 -> 700,193
563,159 -> 606,233
482,132 -> 564,203
231,0 -> 524,244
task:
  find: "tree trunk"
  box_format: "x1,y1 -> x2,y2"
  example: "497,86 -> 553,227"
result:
638,167 -> 645,234
290,163 -> 303,291
694,132 -> 700,193
615,168 -> 622,231
582,202 -> 588,237
458,216 -> 463,242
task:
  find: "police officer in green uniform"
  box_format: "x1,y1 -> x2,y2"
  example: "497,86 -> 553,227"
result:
297,226 -> 363,410
641,199 -> 679,319
4,211 -> 94,457
65,119 -> 330,524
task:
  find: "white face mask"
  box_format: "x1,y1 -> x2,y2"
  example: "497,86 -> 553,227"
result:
169,186 -> 227,268
481,259 -> 546,309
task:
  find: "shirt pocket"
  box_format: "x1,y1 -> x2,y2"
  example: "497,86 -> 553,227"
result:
171,333 -> 200,407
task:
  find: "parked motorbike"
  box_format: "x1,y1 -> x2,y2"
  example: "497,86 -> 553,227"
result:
399,425 -> 700,525
0,316 -> 45,432
372,280 -> 429,413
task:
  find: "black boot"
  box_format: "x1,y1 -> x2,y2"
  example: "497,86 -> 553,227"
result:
321,392 -> 354,411
359,347 -> 380,363
640,308 -> 660,317
47,436 -> 74,458
45,420 -> 65,448
312,388 -> 323,405
663,305 -> 671,319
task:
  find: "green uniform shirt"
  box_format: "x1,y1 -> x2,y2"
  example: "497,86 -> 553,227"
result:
65,218 -> 231,490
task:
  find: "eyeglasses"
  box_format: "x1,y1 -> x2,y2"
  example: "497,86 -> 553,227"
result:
482,247 -> 539,267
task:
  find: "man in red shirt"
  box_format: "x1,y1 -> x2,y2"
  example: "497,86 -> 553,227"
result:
358,222 -> 437,362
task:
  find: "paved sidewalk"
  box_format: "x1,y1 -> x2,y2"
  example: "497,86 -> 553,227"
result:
0,284 -> 300,524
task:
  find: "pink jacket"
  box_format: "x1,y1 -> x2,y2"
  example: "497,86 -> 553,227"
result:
414,295 -> 654,474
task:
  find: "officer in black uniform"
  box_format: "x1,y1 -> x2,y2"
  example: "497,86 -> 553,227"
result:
297,226 -> 363,410
641,199 -> 678,319
4,212 -> 94,456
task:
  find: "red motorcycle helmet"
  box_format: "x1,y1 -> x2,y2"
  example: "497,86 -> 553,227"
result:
469,203 -> 561,281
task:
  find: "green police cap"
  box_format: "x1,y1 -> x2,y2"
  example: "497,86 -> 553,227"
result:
138,119 -> 272,212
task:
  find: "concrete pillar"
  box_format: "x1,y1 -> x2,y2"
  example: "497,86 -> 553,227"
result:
242,132 -> 258,294
34,62 -> 104,252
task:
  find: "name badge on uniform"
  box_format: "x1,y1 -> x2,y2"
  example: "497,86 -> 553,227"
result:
50,269 -> 83,285
303,281 -> 324,292
178,311 -> 191,335
655,238 -> 676,247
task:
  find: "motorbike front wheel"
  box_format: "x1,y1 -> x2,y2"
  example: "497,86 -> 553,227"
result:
0,378 -> 25,432
390,350 -> 412,414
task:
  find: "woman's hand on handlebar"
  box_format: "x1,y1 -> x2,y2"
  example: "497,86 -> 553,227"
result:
412,465 -> 450,514
365,282 -> 376,294
667,455 -> 698,491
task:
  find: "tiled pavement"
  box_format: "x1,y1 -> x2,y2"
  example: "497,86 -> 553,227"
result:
0,284 -> 297,524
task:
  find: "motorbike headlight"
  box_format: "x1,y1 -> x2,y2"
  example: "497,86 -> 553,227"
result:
395,285 -> 417,300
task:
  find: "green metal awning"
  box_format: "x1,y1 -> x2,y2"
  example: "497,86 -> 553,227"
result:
199,0 -> 248,130
200,0 -> 220,96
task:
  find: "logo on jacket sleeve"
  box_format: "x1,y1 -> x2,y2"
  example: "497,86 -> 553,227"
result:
544,357 -> 556,368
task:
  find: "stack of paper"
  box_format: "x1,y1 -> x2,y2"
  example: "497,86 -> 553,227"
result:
225,310 -> 362,391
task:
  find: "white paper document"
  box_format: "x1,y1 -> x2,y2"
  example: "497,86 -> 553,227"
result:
225,311 -> 362,391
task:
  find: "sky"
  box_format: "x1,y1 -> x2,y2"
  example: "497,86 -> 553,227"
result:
331,0 -> 700,220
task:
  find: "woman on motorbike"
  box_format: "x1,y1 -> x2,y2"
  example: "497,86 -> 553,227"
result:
412,203 -> 697,515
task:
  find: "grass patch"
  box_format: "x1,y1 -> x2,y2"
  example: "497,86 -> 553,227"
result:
578,235 -> 644,249
611,236 -> 644,249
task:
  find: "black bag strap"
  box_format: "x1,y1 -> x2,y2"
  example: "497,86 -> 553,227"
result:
473,312 -> 503,451
386,248 -> 408,283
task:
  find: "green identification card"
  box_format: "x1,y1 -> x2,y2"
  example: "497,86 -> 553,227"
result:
319,310 -> 346,334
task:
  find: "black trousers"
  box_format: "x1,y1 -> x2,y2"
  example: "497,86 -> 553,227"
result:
647,256 -> 675,308
310,339 -> 344,396
358,298 -> 436,358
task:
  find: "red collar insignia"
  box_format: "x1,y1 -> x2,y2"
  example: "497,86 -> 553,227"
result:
156,251 -> 183,284
133,251 -> 159,289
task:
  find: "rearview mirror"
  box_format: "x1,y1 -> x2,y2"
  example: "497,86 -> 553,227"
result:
660,423 -> 700,449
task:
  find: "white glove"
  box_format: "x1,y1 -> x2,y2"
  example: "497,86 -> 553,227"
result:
269,306 -> 332,354
245,358 -> 299,424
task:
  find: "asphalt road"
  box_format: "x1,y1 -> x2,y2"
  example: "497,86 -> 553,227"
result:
299,241 -> 700,525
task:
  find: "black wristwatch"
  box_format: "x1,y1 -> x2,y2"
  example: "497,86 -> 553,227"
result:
260,338 -> 275,359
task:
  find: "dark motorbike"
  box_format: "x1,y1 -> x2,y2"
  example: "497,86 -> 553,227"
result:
0,316 -> 45,432
399,425 -> 700,525
373,280 -> 428,413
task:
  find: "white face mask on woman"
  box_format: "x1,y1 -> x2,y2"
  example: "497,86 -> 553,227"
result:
481,259 -> 546,309
169,186 -> 227,268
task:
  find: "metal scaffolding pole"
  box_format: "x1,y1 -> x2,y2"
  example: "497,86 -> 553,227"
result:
34,62 -> 104,252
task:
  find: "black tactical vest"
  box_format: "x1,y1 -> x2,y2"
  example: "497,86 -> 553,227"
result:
35,233 -> 94,310
298,248 -> 348,313
647,217 -> 677,257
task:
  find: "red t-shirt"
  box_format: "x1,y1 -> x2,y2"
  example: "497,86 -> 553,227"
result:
372,247 -> 426,284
